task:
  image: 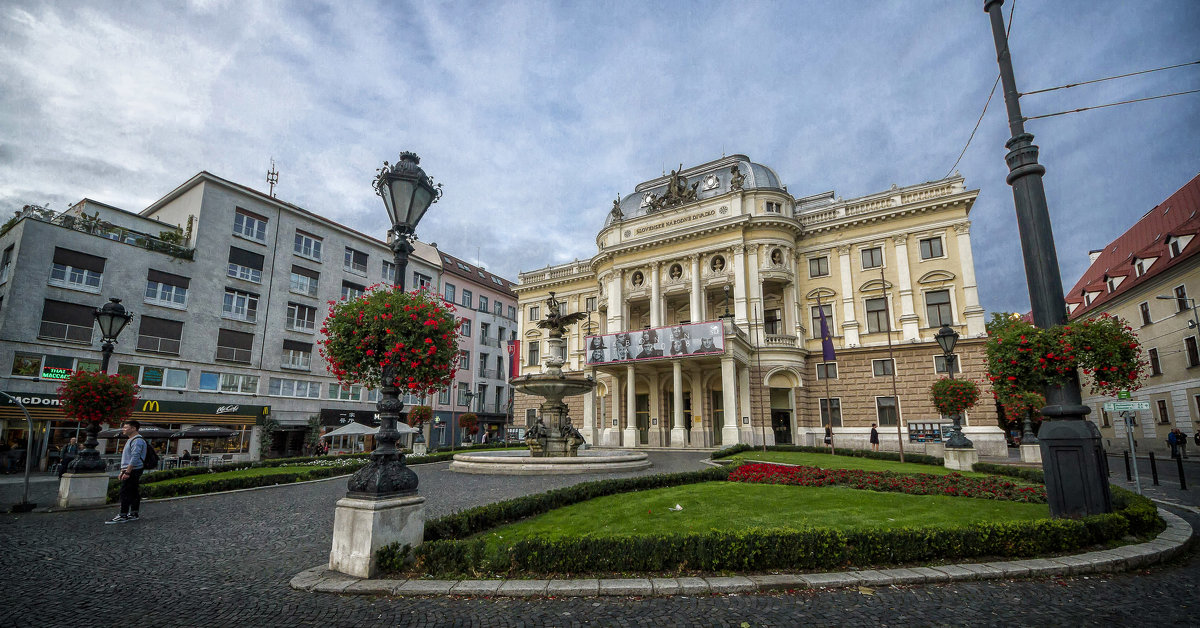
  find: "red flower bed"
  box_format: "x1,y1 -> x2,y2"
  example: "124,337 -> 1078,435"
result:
728,463 -> 1046,503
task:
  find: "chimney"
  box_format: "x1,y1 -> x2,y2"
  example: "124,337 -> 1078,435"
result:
1088,249 -> 1103,265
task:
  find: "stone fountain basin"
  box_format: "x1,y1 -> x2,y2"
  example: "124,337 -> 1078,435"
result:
449,449 -> 651,475
511,374 -> 595,400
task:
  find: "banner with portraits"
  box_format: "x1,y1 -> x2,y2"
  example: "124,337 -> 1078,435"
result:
585,320 -> 725,366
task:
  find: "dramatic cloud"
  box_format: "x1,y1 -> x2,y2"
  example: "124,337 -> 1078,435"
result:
1,0 -> 1197,315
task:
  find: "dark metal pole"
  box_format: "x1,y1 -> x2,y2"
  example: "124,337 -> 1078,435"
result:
1149,451 -> 1160,486
1124,450 -> 1132,482
984,0 -> 1111,517
943,350 -> 973,449
880,266 -> 904,462
1176,455 -> 1188,491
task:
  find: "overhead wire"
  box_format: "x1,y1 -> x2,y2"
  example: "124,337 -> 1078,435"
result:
944,0 -> 1016,179
1021,60 -> 1200,96
1024,89 -> 1200,121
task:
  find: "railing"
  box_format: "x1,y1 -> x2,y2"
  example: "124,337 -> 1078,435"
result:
38,321 -> 93,344
215,346 -> 252,364
479,335 -> 494,347
137,334 -> 181,354
9,206 -> 197,260
901,184 -> 956,204
764,334 -> 798,348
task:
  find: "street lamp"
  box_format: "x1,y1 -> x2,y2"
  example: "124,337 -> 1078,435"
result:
346,152 -> 442,499
935,324 -> 973,449
71,297 -> 133,473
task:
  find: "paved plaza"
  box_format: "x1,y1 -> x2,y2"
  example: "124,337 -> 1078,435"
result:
1,451 -> 1198,627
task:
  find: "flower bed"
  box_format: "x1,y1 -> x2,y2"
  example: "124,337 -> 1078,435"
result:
729,463 -> 1046,502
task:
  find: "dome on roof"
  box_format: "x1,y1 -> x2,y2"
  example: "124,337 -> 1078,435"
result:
604,155 -> 786,227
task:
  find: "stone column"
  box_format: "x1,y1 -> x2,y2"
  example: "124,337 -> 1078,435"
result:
648,370 -> 663,447
582,381 -> 597,445
689,369 -> 708,447
891,234 -> 920,340
792,252 -> 807,341
650,262 -> 662,328
623,364 -> 639,447
746,244 -> 763,344
732,245 -> 748,325
721,356 -> 740,445
955,221 -> 987,337
837,244 -> 859,346
603,372 -> 621,447
671,361 -> 687,447
689,254 -> 703,321
607,270 -> 624,332
738,362 -> 753,444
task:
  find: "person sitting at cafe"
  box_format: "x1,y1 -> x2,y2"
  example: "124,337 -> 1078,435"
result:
180,450 -> 192,462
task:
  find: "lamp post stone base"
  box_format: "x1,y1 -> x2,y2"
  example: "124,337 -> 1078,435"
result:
329,494 -> 426,578
411,442 -> 427,456
1020,443 -> 1043,464
944,447 -> 979,472
57,472 -> 110,509
1038,419 -> 1112,517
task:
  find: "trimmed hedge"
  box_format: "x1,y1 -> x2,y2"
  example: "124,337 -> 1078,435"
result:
714,443 -> 944,467
384,471 -> 1164,578
973,462 -> 1046,484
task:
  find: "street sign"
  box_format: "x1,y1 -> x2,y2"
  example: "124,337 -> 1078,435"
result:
1103,401 -> 1151,411
1117,391 -> 1132,400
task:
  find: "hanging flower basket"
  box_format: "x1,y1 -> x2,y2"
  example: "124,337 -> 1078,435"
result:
930,378 -> 981,416
459,412 -> 479,436
999,390 -> 1045,428
985,312 -> 1144,398
407,405 -> 433,429
57,371 -> 139,424
319,285 -> 460,394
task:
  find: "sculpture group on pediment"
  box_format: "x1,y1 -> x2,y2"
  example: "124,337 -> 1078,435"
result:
646,165 -> 699,211
730,165 -> 745,191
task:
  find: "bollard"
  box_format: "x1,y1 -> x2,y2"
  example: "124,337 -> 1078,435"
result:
1150,451 -> 1160,486
1177,454 -> 1188,491
1124,450 -> 1132,481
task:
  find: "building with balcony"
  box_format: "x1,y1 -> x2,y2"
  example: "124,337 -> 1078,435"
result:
514,154 -> 1002,453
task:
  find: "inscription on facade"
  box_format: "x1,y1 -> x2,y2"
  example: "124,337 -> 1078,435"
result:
634,209 -> 717,235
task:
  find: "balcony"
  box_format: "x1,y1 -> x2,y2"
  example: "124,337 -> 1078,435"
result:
764,334 -> 798,348
6,205 -> 195,260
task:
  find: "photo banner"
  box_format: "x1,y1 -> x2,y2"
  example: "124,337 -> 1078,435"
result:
585,320 -> 725,366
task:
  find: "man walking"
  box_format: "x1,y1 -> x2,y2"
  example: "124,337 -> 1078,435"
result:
58,437 -> 79,477
106,420 -> 147,524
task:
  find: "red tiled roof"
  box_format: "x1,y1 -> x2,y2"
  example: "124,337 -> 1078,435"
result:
1067,173 -> 1200,319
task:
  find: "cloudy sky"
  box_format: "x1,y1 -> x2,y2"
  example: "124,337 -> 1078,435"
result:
1,0 -> 1197,315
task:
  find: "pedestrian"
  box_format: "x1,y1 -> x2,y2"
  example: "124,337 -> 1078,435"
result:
1167,429 -> 1179,459
1177,428 -> 1189,459
824,424 -> 833,446
870,424 -> 880,452
58,437 -> 79,477
106,420 -> 147,524
1194,431 -> 1200,448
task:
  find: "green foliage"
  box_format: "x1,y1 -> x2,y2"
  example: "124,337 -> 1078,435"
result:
930,378 -> 981,416
304,416 -> 322,454
157,230 -> 183,244
459,412 -> 478,435
319,286 -> 460,394
712,443 -> 944,466
57,371 -> 139,424
258,417 -> 280,458
972,462 -> 1046,484
407,405 -> 432,428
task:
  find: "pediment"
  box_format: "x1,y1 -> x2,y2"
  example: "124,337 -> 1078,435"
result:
859,278 -> 893,292
805,287 -> 837,300
917,270 -> 956,284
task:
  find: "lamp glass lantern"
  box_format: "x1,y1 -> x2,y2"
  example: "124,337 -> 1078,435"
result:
935,323 -> 959,357
94,297 -> 132,341
374,152 -> 441,239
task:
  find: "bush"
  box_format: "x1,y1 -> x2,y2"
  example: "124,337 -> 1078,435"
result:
713,443 -> 944,467
973,462 -> 1046,484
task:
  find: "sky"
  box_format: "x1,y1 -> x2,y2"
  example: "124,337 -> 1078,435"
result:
1,0 -> 1197,316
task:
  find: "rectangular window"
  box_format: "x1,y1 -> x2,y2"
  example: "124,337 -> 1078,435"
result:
343,247 -> 368,275
809,256 -> 829,278
1140,302 -> 1152,326
765,201 -> 781,213
381,261 -> 396,284
872,358 -> 895,376
529,306 -> 540,321
527,340 -> 540,366
222,289 -> 258,322
1187,336 -> 1200,368
585,296 -> 597,312
145,269 -> 190,308
233,209 -> 267,243
934,355 -> 960,375
865,297 -> 889,333
268,377 -> 322,398
414,272 -> 432,290
281,339 -> 312,370
39,299 -> 95,343
480,322 -> 491,344
494,301 -> 504,316
216,328 -> 254,364
117,363 -> 188,389
438,387 -> 451,405
286,303 -> 317,332
293,231 -> 322,261
1170,239 -> 1182,258
925,290 -> 953,327
461,289 -> 473,308
10,352 -> 42,377
764,308 -> 782,335
478,295 -> 489,312
0,245 -> 13,284
811,304 -> 833,337
328,384 -> 364,401
49,247 -> 105,291
444,283 -> 456,303
1149,348 -> 1162,375
289,265 -> 319,297
1175,285 -> 1189,312
816,362 -> 837,380
876,396 -> 899,426
459,318 -> 471,337
227,246 -> 264,283
508,306 -> 516,320
136,316 -> 183,355
458,350 -> 470,370
1157,399 -> 1170,424
919,237 -> 944,260
1135,259 -> 1146,277
820,398 -> 842,427
340,281 -> 364,301
457,383 -> 471,407
221,372 -> 258,394
861,246 -> 883,269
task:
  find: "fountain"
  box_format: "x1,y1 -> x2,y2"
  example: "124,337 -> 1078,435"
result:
449,292 -> 650,475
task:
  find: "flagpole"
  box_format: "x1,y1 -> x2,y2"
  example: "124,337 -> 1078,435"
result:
818,295 -> 836,456
880,266 -> 905,463
751,303 -> 767,452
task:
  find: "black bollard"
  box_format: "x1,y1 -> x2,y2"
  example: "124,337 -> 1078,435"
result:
1149,451 -> 1160,486
1177,454 -> 1188,491
1124,450 -> 1132,481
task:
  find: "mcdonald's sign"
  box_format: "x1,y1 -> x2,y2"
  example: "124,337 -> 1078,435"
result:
142,400 -> 161,412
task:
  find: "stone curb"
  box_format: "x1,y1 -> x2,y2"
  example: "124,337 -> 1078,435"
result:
290,506 -> 1193,598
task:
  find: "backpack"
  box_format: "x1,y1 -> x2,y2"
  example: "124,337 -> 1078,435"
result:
137,436 -> 159,470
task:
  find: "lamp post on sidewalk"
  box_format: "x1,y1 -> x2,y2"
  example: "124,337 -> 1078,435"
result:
71,298 -> 133,473
935,324 -> 972,449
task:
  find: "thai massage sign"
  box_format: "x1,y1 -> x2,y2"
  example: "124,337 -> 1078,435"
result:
633,209 -> 716,235
586,320 -> 725,366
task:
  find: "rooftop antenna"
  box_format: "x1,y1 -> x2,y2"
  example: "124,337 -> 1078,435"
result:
266,158 -> 279,197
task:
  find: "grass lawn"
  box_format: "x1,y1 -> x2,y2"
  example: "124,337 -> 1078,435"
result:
145,464 -> 353,488
478,482 -> 1050,549
725,450 -> 998,477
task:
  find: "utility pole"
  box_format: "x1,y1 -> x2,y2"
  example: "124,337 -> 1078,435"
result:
984,0 -> 1111,516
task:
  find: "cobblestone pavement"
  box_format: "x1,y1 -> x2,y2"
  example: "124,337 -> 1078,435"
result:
1,450 -> 1197,627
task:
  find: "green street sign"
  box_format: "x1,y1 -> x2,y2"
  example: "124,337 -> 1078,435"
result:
1104,401 -> 1150,411
1117,390 -> 1132,400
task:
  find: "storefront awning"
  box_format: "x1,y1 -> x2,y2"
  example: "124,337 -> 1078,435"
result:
0,392 -> 270,426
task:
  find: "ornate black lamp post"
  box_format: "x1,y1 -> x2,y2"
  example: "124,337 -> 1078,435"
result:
935,323 -> 973,449
346,152 -> 442,499
70,298 -> 133,473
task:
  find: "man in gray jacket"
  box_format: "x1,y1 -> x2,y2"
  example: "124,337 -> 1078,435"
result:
106,420 -> 147,524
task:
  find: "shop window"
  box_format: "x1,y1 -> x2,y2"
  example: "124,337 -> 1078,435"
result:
117,363 -> 188,389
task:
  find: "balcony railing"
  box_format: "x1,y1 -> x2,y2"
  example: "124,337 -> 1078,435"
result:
764,334 -> 798,348
5,205 -> 196,260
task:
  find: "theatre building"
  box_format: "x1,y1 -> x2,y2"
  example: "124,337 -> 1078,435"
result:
514,155 -> 1003,454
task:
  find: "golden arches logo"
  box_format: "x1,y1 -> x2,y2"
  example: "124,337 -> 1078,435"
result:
142,400 -> 161,412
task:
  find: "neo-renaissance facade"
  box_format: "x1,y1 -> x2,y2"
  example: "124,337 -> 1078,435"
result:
514,154 -> 1003,453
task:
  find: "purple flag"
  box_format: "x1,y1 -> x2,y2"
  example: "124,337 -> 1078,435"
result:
818,304 -> 836,362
